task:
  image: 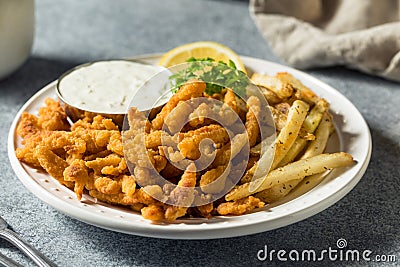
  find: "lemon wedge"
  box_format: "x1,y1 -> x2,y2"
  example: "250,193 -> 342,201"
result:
158,41 -> 246,73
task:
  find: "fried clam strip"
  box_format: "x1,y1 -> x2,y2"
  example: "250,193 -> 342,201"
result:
278,99 -> 329,167
200,164 -> 231,194
73,129 -> 120,154
271,100 -> 310,169
147,148 -> 168,172
141,164 -> 197,221
37,98 -> 70,131
145,130 -> 178,149
217,196 -> 264,215
224,89 -> 241,115
85,153 -> 128,176
93,174 -> 136,197
212,133 -> 248,167
152,81 -> 206,130
17,112 -> 42,139
34,146 -> 74,188
164,163 -> 197,221
245,96 -> 261,147
107,132 -> 123,156
63,159 -> 90,200
301,112 -> 334,160
188,102 -> 212,128
89,187 -> 155,207
71,115 -> 119,131
123,108 -> 153,169
197,203 -> 214,218
164,100 -> 193,134
178,124 -> 229,160
226,152 -> 354,201
17,131 -> 87,168
16,101 -> 74,168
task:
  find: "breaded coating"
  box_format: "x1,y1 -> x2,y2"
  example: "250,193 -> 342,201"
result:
164,101 -> 192,134
152,81 -> 206,130
17,112 -> 41,139
85,154 -> 123,175
71,115 -> 118,131
224,89 -> 240,115
141,204 -> 165,221
94,177 -> 121,195
178,124 -> 229,159
133,166 -> 157,187
16,146 -> 42,169
89,187 -> 156,206
160,162 -> 184,179
188,102 -> 209,127
165,163 -> 197,221
245,96 -> 261,147
101,157 -> 127,176
107,132 -> 124,156
197,203 -> 214,218
34,146 -> 73,188
145,130 -> 163,149
152,154 -> 167,172
121,175 -> 136,196
63,159 -> 90,200
200,165 -> 230,194
212,133 -> 248,167
38,98 -> 70,131
216,196 -> 264,215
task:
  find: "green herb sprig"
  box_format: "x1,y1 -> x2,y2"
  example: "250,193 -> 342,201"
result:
169,57 -> 248,97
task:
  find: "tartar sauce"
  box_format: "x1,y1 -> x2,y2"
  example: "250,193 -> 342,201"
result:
58,60 -> 163,114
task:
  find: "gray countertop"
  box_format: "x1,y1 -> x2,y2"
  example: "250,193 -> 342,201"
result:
0,0 -> 399,266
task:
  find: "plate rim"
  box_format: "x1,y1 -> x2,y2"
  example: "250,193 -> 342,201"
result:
7,54 -> 372,239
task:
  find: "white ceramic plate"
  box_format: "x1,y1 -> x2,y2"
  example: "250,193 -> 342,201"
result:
8,55 -> 371,239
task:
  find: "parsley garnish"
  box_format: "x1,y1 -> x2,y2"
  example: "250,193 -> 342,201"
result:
169,57 -> 248,97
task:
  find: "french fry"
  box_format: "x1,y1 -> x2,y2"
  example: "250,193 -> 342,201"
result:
276,72 -> 320,104
251,73 -> 294,98
226,152 -> 354,201
301,112 -> 333,159
240,135 -> 275,184
271,100 -> 309,169
277,99 -> 329,167
270,106 -> 287,131
259,86 -> 283,105
255,178 -> 302,203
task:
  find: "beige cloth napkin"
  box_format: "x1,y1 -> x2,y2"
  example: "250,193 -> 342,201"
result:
250,0 -> 400,82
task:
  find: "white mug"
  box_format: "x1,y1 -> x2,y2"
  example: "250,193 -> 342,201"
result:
0,0 -> 34,79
